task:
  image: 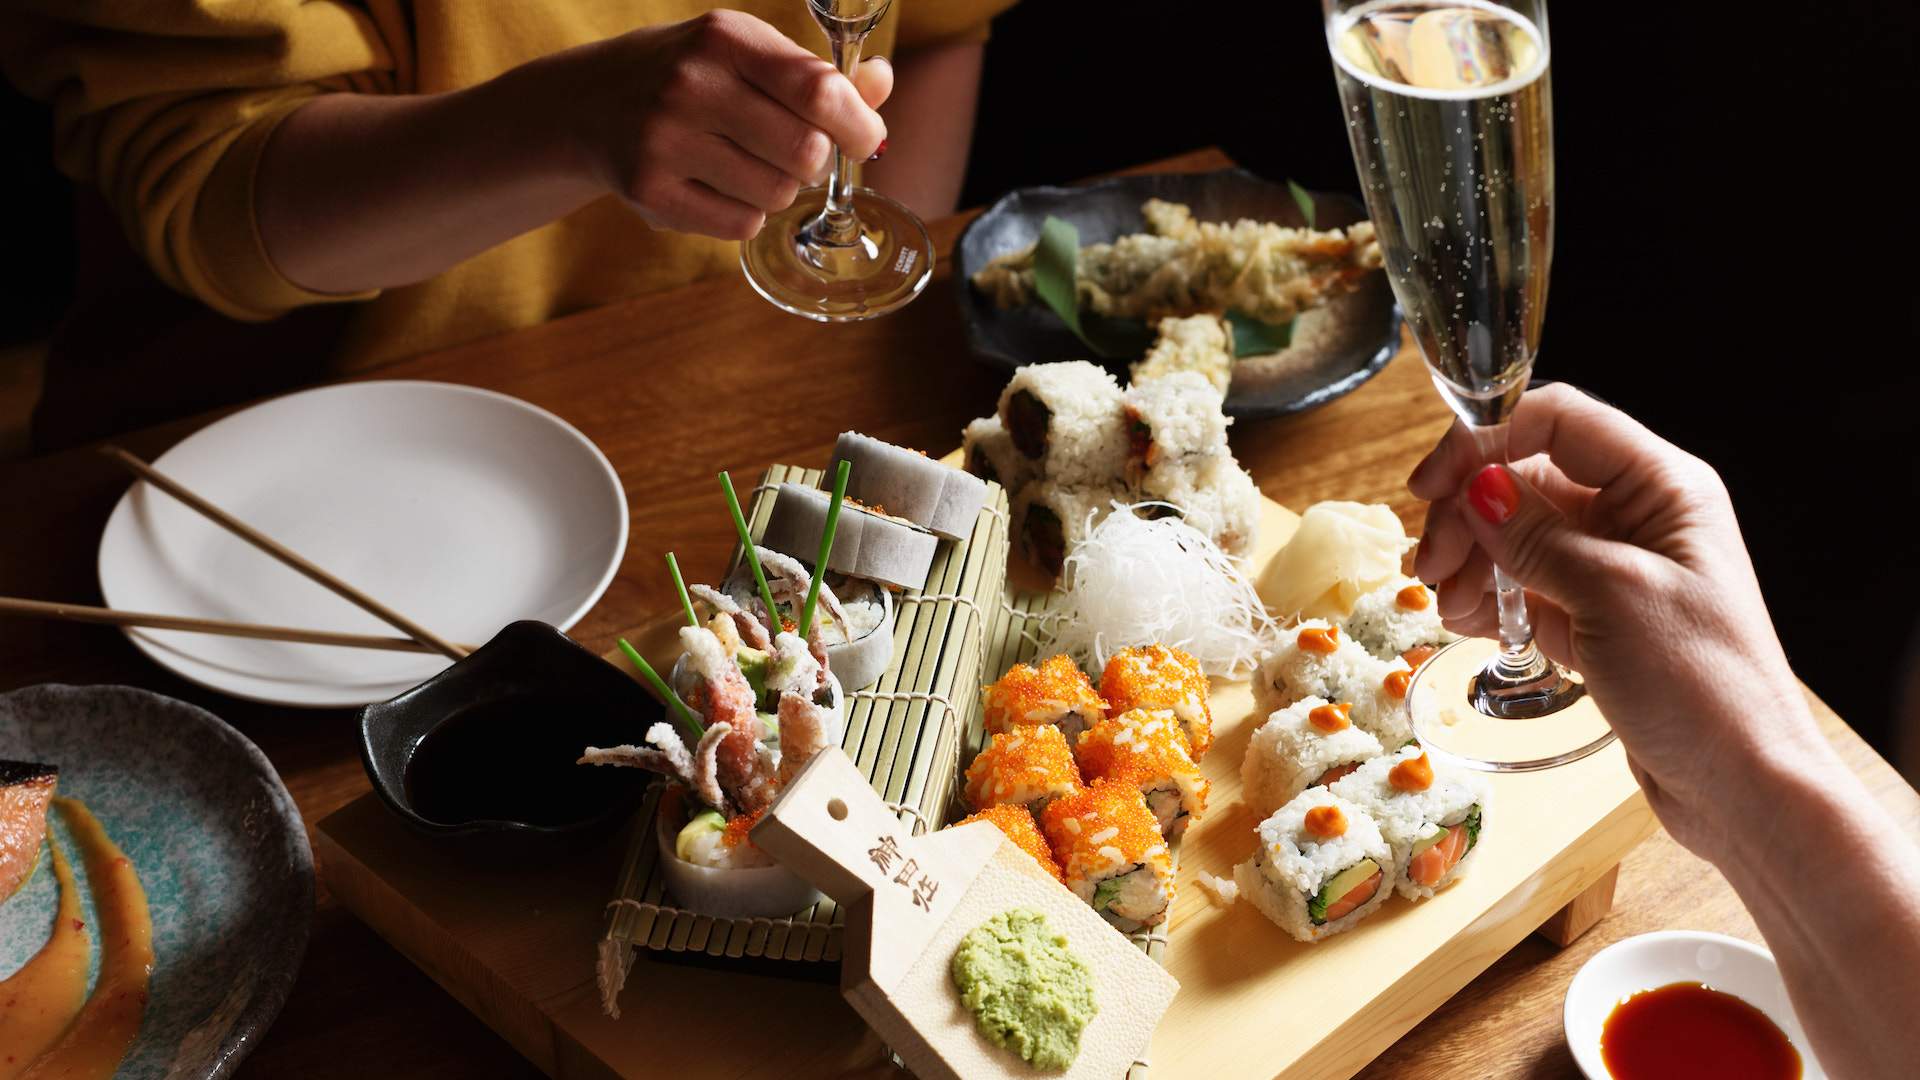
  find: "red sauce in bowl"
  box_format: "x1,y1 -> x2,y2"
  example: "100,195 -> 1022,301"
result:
1601,982 -> 1801,1079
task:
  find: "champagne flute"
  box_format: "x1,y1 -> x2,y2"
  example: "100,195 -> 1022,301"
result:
740,0 -> 933,321
1323,0 -> 1614,770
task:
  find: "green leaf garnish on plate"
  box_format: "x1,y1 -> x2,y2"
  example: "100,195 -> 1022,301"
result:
1228,310 -> 1294,356
1288,178 -> 1317,229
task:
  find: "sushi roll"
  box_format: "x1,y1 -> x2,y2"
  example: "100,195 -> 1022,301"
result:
1121,370 -> 1231,483
1042,778 -> 1177,932
1350,655 -> 1416,749
1234,788 -> 1396,943
761,483 -> 938,591
982,654 -> 1108,744
1131,313 -> 1233,394
1012,480 -> 1121,579
996,361 -> 1129,487
1241,696 -> 1386,818
962,415 -> 1035,495
1140,451 -> 1261,557
829,431 -> 988,541
1073,708 -> 1209,839
963,724 -> 1084,818
1341,577 -> 1455,665
1252,620 -> 1386,718
1332,746 -> 1489,900
1097,644 -> 1215,759
951,804 -> 1065,884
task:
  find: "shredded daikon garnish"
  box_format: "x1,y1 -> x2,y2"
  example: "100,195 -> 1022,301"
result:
1038,502 -> 1279,678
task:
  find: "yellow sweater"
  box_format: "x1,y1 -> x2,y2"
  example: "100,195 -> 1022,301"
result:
2,1 -> 1009,372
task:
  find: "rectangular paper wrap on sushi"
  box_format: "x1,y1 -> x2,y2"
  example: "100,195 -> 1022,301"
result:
598,465 -> 1009,974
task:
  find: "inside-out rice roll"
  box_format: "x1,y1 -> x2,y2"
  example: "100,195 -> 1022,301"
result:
1121,370 -> 1231,483
1341,577 -> 1455,664
1072,708 -> 1209,839
963,724 -> 1084,818
1140,451 -> 1261,558
962,415 -> 1034,495
951,804 -> 1065,884
1042,778 -> 1176,932
1097,644 -> 1215,759
1235,788 -> 1396,942
1013,480 -> 1122,579
1252,620 -> 1384,717
1332,746 -> 1488,900
996,361 -> 1128,487
1242,696 -> 1385,818
983,654 -> 1108,744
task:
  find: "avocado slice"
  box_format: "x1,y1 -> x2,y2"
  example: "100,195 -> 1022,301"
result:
1092,877 -> 1125,913
1409,821 -> 1448,859
674,810 -> 727,862
1309,858 -> 1381,925
735,646 -> 772,707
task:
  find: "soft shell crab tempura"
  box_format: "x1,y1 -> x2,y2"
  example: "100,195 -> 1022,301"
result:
579,586 -> 840,869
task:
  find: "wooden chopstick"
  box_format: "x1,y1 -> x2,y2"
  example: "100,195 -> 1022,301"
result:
100,445 -> 470,660
0,597 -> 478,654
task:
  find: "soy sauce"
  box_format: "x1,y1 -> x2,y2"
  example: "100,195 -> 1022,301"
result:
404,697 -> 638,827
1601,982 -> 1801,1080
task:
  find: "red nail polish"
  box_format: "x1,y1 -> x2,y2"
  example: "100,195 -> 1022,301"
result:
867,138 -> 888,162
1467,464 -> 1519,525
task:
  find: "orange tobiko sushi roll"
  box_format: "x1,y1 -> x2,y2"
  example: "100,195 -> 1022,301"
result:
982,654 -> 1107,743
963,724 -> 1083,817
1098,644 -> 1214,758
953,803 -> 1065,884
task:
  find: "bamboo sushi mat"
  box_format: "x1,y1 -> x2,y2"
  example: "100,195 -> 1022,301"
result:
601,465 -> 1009,964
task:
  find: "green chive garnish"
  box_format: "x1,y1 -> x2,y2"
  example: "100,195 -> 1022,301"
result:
618,637 -> 703,740
667,551 -> 697,629
719,471 -> 782,634
800,459 -> 850,639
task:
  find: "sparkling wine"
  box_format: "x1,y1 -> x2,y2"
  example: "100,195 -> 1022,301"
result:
1330,0 -> 1552,424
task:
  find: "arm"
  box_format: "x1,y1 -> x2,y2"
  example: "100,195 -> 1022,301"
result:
1410,384 -> 1920,1078
862,39 -> 983,220
258,12 -> 889,295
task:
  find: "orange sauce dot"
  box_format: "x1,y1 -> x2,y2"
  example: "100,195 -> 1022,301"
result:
1304,805 -> 1347,839
1389,752 -> 1434,793
1298,626 -> 1340,654
1396,584 -> 1431,611
1308,703 -> 1353,733
1384,669 -> 1412,700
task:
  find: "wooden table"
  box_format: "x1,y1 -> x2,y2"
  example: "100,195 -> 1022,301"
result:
1,149 -> 1914,1079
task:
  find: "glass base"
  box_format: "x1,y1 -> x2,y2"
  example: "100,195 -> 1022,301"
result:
1410,637 -> 1616,772
740,185 -> 932,322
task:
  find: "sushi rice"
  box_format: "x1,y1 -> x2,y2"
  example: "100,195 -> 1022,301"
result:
1235,787 -> 1397,943
1252,620 -> 1382,716
1042,778 -> 1177,932
997,361 -> 1130,487
1140,451 -> 1261,558
962,414 -> 1036,495
1332,745 -> 1490,900
1013,480 -> 1126,580
1121,370 -> 1232,481
1242,695 -> 1386,818
1341,576 -> 1456,662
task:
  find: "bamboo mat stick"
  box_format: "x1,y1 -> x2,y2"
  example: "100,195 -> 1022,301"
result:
0,597 -> 475,654
100,445 -> 468,660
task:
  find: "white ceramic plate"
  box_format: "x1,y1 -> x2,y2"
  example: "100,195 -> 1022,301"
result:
1563,930 -> 1825,1078
98,381 -> 628,707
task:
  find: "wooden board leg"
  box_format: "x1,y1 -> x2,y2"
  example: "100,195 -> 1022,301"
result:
1536,864 -> 1619,948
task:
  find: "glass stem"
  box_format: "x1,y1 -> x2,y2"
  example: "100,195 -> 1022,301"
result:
1470,421 -> 1553,686
811,29 -> 866,247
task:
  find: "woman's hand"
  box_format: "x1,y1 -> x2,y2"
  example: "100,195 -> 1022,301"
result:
549,10 -> 891,241
1406,384 -> 1835,859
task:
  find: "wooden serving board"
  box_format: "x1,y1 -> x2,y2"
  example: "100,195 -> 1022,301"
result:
314,483 -> 1655,1079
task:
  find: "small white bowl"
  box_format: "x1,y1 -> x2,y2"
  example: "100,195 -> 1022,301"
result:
654,806 -> 823,919
1563,930 -> 1825,1079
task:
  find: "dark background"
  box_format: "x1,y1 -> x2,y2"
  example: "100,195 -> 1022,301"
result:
4,2 -> 1916,767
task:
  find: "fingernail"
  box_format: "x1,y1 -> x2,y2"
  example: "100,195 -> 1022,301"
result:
867,138 -> 888,162
1467,464 -> 1519,525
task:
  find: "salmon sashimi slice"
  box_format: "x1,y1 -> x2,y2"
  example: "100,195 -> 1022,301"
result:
1407,822 -> 1470,887
1314,762 -> 1361,788
1,760 -> 59,902
1401,644 -> 1439,669
1322,870 -> 1383,922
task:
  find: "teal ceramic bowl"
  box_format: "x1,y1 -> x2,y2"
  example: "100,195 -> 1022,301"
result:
0,684 -> 313,1077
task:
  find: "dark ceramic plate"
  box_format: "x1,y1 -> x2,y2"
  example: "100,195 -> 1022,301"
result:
358,620 -> 655,859
0,684 -> 313,1078
953,168 -> 1402,418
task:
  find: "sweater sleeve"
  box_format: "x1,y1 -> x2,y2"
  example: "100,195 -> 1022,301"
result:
895,0 -> 1022,49
0,0 -> 415,320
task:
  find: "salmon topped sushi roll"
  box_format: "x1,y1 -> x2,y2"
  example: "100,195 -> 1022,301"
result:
1098,644 -> 1215,758
1074,709 -> 1209,840
1332,746 -> 1488,900
983,654 -> 1108,744
952,804 -> 1065,884
1235,788 -> 1396,943
1042,779 -> 1176,932
964,724 -> 1083,818
1242,696 -> 1386,818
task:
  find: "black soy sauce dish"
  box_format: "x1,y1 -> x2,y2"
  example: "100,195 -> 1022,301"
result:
358,620 -> 657,856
